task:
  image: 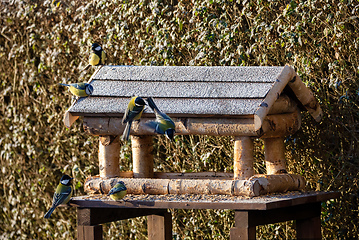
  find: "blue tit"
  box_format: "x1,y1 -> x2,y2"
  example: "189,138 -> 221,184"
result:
89,43 -> 106,66
121,96 -> 146,141
44,174 -> 73,219
145,97 -> 176,141
59,82 -> 94,97
107,181 -> 127,201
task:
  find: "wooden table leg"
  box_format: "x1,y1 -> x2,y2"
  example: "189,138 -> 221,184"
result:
147,210 -> 172,240
296,202 -> 322,239
230,211 -> 256,240
78,225 -> 103,240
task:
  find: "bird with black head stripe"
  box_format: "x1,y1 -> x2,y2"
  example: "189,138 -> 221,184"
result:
121,96 -> 146,141
145,97 -> 176,141
44,174 -> 73,219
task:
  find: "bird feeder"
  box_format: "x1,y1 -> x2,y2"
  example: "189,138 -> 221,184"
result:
64,65 -> 322,197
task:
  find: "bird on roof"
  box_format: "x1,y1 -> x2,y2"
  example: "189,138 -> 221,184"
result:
121,96 -> 146,141
107,181 -> 127,201
44,174 -> 73,219
81,43 -> 106,72
145,97 -> 175,141
59,82 -> 94,98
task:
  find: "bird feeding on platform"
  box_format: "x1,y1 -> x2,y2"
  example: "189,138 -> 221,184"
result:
81,43 -> 106,72
145,97 -> 176,141
121,96 -> 146,141
59,82 -> 94,98
107,181 -> 127,201
44,174 -> 73,219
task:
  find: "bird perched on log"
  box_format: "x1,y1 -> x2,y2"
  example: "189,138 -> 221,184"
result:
81,43 -> 106,72
145,97 -> 175,141
59,82 -> 94,98
121,96 -> 146,141
107,181 -> 127,201
44,175 -> 73,219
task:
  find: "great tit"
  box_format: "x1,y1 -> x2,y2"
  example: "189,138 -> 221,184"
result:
59,82 -> 94,97
44,174 -> 73,219
89,43 -> 106,66
81,43 -> 106,72
145,97 -> 176,141
107,181 -> 127,201
121,96 -> 146,141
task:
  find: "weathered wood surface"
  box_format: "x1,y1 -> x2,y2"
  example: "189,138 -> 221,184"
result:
131,135 -> 154,178
288,74 -> 323,122
69,191 -> 340,211
233,137 -> 254,179
254,65 -> 296,131
106,171 -> 234,179
84,174 -> 305,197
83,110 -> 301,138
84,177 -> 261,197
264,137 -> 287,174
98,136 -> 120,178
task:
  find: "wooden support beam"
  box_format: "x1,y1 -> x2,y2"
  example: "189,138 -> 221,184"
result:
131,135 -> 154,178
288,74 -> 323,122
78,225 -> 103,240
84,174 -> 305,196
264,137 -> 287,174
148,211 -> 172,240
254,65 -> 296,132
85,177 -> 261,196
230,202 -> 322,240
98,136 -> 120,178
233,137 -> 254,180
230,211 -> 256,240
77,208 -> 166,226
296,202 -> 322,239
83,110 -> 300,138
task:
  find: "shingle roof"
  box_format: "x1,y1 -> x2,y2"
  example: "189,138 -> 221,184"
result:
66,65 -> 322,131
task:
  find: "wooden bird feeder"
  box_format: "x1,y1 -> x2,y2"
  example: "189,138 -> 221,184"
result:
65,65 -> 322,197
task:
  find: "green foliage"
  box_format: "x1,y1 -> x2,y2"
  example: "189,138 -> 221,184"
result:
1,0 -> 358,239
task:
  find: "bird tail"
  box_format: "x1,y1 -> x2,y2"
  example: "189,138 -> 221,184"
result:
58,83 -> 70,87
146,97 -> 160,112
121,121 -> 132,141
44,207 -> 55,219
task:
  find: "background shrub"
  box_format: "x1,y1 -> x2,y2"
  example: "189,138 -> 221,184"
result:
0,0 -> 358,239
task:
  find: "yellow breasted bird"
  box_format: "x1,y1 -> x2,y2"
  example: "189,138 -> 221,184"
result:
44,175 -> 73,219
121,96 -> 146,141
145,97 -> 175,141
81,43 -> 106,72
89,43 -> 106,66
59,82 -> 94,97
107,181 -> 127,201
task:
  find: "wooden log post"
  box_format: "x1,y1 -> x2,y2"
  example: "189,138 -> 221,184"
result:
263,137 -> 287,174
99,136 -> 120,178
147,211 -> 172,240
131,135 -> 154,178
233,137 -> 254,180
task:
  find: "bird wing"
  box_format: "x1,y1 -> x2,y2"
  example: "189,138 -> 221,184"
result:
144,121 -> 164,134
101,51 -> 106,64
73,83 -> 87,90
108,186 -> 127,195
122,106 -> 144,124
51,185 -> 72,207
